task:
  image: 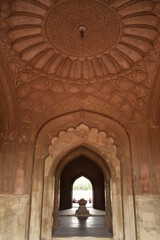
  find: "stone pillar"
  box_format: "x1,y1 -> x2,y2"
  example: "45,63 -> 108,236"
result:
53,176 -> 59,229
106,176 -> 112,232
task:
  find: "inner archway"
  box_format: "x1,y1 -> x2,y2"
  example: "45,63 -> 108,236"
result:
59,155 -> 106,211
29,119 -> 136,240
53,148 -> 112,238
72,176 -> 93,208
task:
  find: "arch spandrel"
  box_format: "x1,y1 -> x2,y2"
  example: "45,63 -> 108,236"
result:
33,111 -> 130,158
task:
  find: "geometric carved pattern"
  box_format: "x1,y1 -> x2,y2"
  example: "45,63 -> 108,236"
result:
13,65 -> 150,121
45,0 -> 120,57
1,0 -> 159,79
0,0 -> 160,122
49,123 -> 119,177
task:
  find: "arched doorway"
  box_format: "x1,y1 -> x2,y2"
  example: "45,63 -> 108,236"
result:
53,148 -> 112,237
59,155 -> 106,211
53,147 -> 112,226
29,117 -> 136,240
72,176 -> 93,208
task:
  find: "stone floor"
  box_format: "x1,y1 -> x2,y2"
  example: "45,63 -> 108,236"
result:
52,207 -> 112,238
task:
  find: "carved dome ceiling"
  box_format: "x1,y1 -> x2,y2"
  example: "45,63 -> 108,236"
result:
0,0 -> 160,124
1,0 -> 159,77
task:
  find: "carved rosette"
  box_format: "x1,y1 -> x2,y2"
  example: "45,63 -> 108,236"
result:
0,0 -> 160,122
0,0 -> 159,78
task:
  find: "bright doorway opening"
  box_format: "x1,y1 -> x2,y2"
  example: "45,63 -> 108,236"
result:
72,176 -> 93,208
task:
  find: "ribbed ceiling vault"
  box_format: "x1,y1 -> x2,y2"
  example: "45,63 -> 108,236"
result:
0,0 -> 160,124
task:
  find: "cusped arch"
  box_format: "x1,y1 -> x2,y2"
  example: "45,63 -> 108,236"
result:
49,149 -> 115,232
48,123 -> 119,178
29,112 -> 136,240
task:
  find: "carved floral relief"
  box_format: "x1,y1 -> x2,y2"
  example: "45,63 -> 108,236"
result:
0,0 -> 160,123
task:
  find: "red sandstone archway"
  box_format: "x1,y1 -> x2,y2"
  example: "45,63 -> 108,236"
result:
59,154 -> 106,211
29,112 -> 136,240
53,148 -> 111,232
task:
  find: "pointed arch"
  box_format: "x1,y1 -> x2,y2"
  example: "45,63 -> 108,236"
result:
29,112 -> 136,240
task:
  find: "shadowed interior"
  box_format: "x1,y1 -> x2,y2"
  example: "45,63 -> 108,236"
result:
60,155 -> 106,210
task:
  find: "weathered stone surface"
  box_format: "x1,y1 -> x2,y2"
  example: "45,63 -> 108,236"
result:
75,198 -> 91,217
0,0 -> 160,123
0,1 -> 160,240
0,195 -> 29,240
135,195 -> 160,240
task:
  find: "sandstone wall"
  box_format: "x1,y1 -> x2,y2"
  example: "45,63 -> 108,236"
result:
135,195 -> 160,240
0,115 -> 160,240
0,195 -> 29,240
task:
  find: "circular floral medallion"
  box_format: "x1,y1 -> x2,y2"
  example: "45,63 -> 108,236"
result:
1,0 -> 159,78
45,0 -> 120,57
